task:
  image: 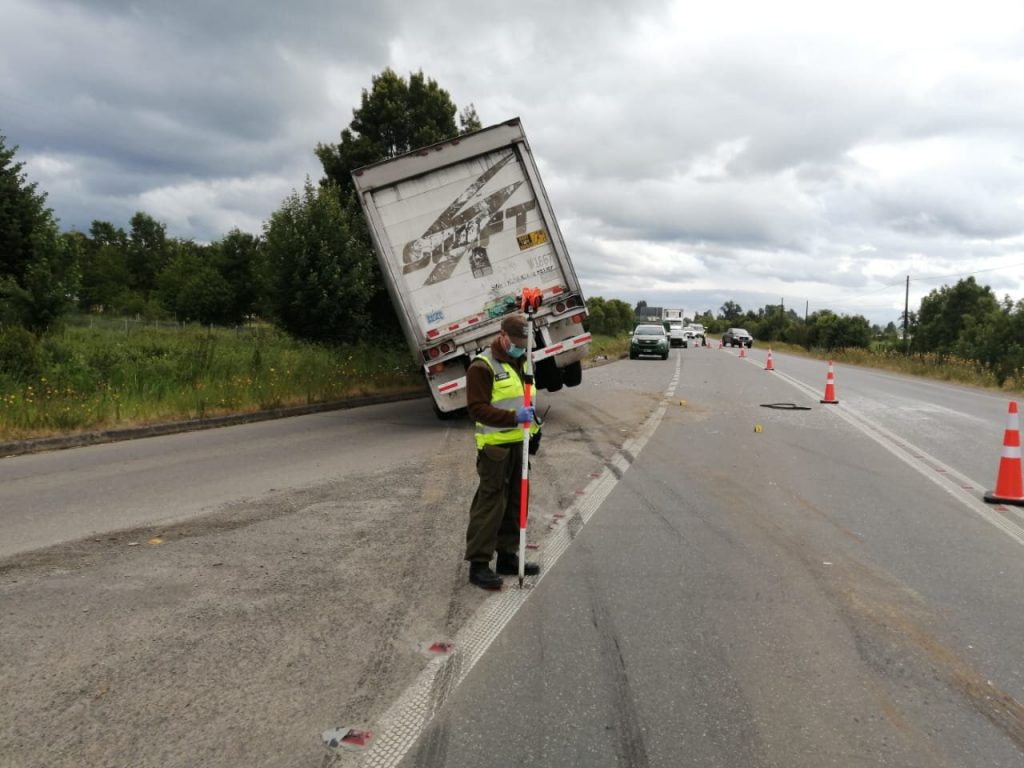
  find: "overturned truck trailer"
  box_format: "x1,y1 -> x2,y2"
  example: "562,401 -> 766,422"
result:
352,118 -> 590,418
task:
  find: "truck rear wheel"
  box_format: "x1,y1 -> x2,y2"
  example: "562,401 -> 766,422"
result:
562,361 -> 582,387
432,400 -> 464,421
535,357 -> 564,392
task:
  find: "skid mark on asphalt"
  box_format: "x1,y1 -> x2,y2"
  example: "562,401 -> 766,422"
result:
585,565 -> 651,768
710,467 -> 1023,764
830,556 -> 1024,756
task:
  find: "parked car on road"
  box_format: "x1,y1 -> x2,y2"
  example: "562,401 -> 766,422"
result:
630,324 -> 670,359
722,327 -> 754,347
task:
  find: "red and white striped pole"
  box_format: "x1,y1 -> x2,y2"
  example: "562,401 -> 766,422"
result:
518,288 -> 543,587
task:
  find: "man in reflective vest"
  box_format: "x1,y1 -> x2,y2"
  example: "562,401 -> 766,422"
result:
464,314 -> 542,589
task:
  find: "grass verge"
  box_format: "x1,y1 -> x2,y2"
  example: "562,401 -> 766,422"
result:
0,321 -> 422,441
4,325 -> 1015,443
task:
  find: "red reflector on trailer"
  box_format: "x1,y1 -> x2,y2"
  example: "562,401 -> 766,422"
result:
448,323 -> 459,331
428,347 -> 440,359
574,334 -> 592,345
429,362 -> 445,374
572,314 -> 584,323
546,344 -> 564,354
427,329 -> 439,339
550,285 -> 564,294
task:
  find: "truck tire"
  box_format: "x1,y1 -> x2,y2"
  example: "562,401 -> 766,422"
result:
545,370 -> 564,392
562,361 -> 583,387
536,357 -> 564,392
432,400 -> 464,421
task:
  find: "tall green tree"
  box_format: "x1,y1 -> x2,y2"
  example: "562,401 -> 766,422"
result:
719,301 -> 743,322
913,277 -> 1000,356
78,220 -> 130,312
805,309 -> 871,350
586,297 -> 639,335
213,229 -> 263,323
289,69 -> 481,341
316,68 -> 477,200
263,180 -> 374,344
156,240 -> 235,325
127,211 -> 170,299
0,134 -> 79,330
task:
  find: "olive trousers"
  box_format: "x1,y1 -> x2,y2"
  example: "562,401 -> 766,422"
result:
465,443 -> 524,563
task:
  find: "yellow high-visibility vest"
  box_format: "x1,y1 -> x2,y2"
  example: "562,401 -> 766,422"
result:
473,349 -> 540,450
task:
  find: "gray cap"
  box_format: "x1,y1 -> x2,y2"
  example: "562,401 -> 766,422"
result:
500,314 -> 528,343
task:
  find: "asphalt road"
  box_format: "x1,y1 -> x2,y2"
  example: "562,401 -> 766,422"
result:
3,347 -> 1023,767
396,347 -> 1024,768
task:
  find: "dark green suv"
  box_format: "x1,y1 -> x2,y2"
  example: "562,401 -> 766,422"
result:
630,324 -> 670,360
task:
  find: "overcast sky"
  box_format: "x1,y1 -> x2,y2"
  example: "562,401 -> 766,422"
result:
4,0 -> 1024,325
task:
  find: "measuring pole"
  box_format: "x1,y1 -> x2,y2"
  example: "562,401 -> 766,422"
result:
518,288 -> 542,588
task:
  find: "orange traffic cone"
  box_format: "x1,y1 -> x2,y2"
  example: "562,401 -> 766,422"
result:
984,401 -> 1024,505
765,348 -> 775,371
820,360 -> 839,404
739,344 -> 746,358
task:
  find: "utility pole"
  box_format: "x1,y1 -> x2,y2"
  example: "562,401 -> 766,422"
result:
903,275 -> 910,354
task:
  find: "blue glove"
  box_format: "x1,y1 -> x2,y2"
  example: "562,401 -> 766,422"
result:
514,405 -> 536,424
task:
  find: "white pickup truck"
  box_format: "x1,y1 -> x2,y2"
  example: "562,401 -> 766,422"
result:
686,323 -> 707,346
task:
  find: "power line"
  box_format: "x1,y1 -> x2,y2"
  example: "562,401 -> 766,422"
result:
806,260 -> 1024,315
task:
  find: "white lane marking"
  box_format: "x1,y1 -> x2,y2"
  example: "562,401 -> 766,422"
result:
753,362 -> 1024,549
345,355 -> 682,768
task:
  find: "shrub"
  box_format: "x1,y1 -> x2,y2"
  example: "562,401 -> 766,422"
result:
0,325 -> 39,379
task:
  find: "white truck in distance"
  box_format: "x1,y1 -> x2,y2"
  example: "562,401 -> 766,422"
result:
352,118 -> 591,418
662,308 -> 688,347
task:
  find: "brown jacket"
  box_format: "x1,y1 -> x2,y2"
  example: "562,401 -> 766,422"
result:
466,338 -> 526,428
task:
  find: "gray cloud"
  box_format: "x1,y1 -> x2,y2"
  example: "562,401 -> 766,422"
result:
3,0 -> 1023,324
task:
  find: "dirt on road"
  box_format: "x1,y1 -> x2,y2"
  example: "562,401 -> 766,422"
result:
0,372 -> 659,768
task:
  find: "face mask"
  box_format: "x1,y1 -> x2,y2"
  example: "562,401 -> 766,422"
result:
507,343 -> 526,358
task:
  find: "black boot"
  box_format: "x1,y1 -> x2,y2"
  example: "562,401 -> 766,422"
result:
469,562 -> 503,590
495,553 -> 540,576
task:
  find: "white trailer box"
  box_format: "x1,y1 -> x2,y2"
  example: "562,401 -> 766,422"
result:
352,118 -> 590,417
